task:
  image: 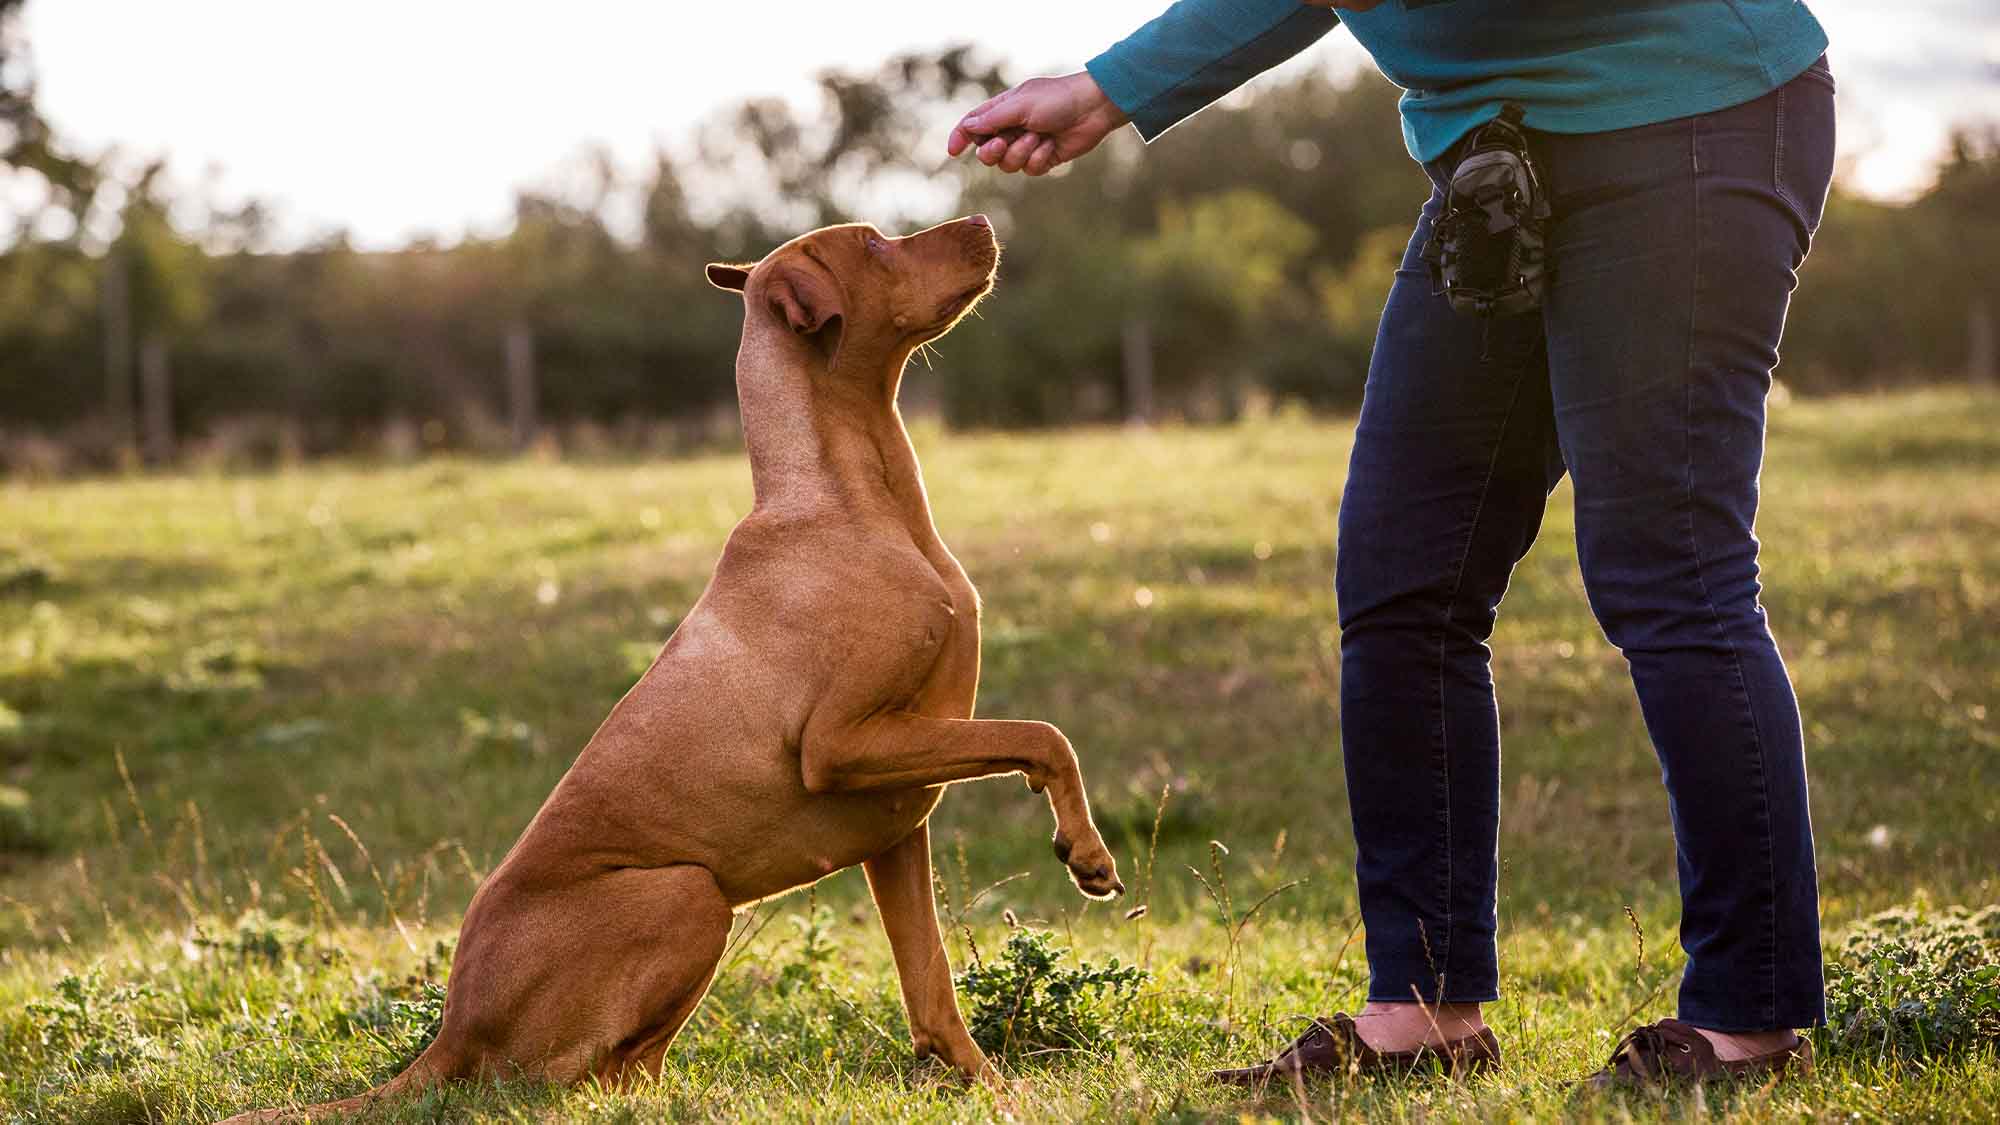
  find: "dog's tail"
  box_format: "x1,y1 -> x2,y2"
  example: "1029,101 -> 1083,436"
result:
214,1041 -> 454,1125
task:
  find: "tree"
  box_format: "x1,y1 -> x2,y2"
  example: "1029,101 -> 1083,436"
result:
3,24 -> 1995,468
1,0 -> 110,457
695,45 -> 1011,240
1128,189 -> 1317,417
1,0 -> 99,239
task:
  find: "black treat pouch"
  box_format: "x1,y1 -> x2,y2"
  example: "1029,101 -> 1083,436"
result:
1421,105 -> 1550,320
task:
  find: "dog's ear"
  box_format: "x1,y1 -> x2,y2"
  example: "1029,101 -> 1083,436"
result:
765,259 -> 845,373
706,263 -> 753,292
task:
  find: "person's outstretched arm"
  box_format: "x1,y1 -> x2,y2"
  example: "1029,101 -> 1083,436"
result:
1090,0 -> 1349,141
949,0 -> 1363,176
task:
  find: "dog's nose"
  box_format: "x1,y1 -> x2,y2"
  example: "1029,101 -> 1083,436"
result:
965,213 -> 990,228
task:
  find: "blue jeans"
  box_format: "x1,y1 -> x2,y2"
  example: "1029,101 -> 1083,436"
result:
1335,58 -> 1836,1031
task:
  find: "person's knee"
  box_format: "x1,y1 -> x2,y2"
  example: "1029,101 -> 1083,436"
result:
1577,539 -> 1767,655
1339,535 -> 1507,652
1340,558 -> 1457,639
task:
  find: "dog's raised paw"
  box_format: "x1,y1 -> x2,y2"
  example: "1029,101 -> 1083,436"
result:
1072,863 -> 1125,900
1053,831 -> 1124,899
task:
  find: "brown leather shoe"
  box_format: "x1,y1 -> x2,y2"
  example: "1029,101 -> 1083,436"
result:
1582,1019 -> 1813,1089
1209,1013 -> 1501,1087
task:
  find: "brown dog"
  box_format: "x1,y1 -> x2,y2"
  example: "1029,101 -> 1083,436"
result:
220,215 -> 1122,1122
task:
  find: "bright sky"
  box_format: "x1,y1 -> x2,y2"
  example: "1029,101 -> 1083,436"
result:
20,0 -> 2000,249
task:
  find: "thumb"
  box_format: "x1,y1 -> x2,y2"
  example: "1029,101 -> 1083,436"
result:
960,89 -> 1029,135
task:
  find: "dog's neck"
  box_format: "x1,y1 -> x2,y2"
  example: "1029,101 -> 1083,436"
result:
735,324 -> 936,536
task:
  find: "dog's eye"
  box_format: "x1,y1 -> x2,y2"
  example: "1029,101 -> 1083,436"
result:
865,236 -> 885,254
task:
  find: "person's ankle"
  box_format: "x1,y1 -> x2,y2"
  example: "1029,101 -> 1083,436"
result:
1685,1024 -> 1800,1062
1353,1000 -> 1487,1051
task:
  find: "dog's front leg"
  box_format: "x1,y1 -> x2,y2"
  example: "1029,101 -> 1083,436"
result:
801,712 -> 1123,899
862,823 -> 998,1087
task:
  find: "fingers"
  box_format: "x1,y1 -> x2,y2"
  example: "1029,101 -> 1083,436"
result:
949,76 -> 1065,163
948,72 -> 1106,173
996,129 -> 1041,173
1024,137 -> 1060,177
964,129 -> 1056,175
963,90 -> 1007,122
947,90 -> 1009,157
959,87 -> 1030,141
975,131 -> 1014,166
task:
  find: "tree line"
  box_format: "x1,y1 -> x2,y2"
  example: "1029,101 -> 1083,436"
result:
3,1 -> 1995,474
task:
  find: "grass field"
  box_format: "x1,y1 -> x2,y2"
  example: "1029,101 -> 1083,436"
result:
2,388 -> 1996,1122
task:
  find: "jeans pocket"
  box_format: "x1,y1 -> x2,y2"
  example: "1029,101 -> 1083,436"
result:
1774,60 -> 1837,237
1796,54 -> 1836,95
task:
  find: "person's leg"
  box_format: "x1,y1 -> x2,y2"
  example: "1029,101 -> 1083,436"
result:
1335,184 -> 1566,1047
1535,61 -> 1836,1048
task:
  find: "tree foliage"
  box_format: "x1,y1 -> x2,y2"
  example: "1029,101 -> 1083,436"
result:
1,12 -> 1995,469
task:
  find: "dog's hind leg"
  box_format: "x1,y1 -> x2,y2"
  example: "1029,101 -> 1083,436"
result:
592,864 -> 732,1082
213,863 -> 731,1123
421,862 -> 731,1087
863,823 -> 996,1085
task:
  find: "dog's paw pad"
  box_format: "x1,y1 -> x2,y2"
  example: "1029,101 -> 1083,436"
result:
1072,864 -> 1124,900
1055,829 -> 1121,898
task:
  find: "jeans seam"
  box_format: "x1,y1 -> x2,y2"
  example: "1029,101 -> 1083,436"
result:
1685,114 -> 1782,1030
1773,85 -> 1799,216
1431,354 -> 1532,993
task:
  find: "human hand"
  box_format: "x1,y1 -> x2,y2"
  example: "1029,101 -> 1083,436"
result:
946,71 -> 1130,176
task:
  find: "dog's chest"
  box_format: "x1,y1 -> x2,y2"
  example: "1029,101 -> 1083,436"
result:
881,573 -> 965,664
916,557 -> 978,655
861,555 -> 976,699
862,536 -> 967,625
804,521 -> 977,708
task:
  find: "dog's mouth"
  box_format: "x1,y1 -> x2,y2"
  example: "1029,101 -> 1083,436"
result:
924,272 -> 996,332
939,277 -> 993,321
915,217 -> 1000,335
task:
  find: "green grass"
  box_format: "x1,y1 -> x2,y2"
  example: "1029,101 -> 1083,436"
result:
2,388 -> 1996,1122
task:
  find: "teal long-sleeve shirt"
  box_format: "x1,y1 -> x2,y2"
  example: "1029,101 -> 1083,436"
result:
1084,0 -> 1829,162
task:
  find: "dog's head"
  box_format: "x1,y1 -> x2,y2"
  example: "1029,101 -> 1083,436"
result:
706,215 -> 999,374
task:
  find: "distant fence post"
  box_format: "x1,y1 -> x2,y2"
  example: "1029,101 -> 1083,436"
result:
1970,297 -> 1996,388
1121,315 -> 1155,426
101,250 -> 134,457
139,334 -> 175,466
505,320 -> 538,453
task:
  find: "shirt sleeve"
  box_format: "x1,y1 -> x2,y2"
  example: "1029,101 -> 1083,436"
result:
1085,0 -> 1343,142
